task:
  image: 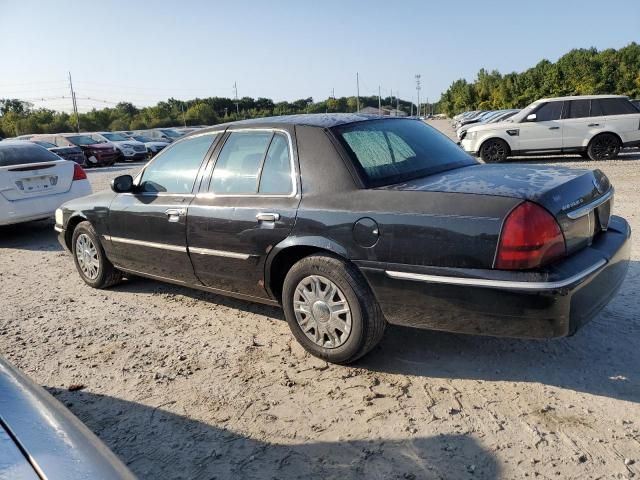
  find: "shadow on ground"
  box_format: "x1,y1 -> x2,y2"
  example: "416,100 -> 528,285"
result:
0,219 -> 62,252
48,389 -> 499,480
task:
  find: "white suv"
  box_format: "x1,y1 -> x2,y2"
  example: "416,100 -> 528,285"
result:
460,95 -> 640,162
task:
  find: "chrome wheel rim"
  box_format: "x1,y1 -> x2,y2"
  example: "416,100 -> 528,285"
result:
75,233 -> 100,280
293,275 -> 352,349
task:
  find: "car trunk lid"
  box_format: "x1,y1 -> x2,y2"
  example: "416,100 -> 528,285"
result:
379,164 -> 613,256
0,160 -> 74,201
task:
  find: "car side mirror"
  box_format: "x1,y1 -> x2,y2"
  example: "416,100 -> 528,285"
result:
111,174 -> 134,193
526,113 -> 537,122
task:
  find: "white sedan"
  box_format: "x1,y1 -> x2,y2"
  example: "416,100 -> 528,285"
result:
0,141 -> 92,226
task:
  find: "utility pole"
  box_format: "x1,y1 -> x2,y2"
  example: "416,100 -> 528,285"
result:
356,72 -> 360,112
378,86 -> 381,114
396,91 -> 399,112
415,74 -> 421,117
181,103 -> 187,127
233,81 -> 239,116
68,72 -> 80,132
331,87 -> 335,99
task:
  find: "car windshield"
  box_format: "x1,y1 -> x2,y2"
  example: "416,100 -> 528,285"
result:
0,143 -> 61,166
102,133 -> 130,141
508,102 -> 541,122
333,119 -> 477,187
66,135 -> 99,146
133,135 -> 153,142
160,129 -> 182,138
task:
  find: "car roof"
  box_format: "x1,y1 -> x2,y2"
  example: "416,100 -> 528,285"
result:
537,94 -> 628,103
198,113 -> 403,133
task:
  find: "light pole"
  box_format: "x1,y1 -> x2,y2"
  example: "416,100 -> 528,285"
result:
415,74 -> 421,117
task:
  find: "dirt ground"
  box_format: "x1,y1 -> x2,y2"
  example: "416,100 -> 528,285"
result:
1,121 -> 639,480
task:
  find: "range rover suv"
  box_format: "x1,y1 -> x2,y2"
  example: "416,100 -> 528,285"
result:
460,95 -> 640,162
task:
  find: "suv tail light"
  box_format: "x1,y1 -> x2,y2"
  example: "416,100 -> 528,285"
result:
495,201 -> 566,270
72,163 -> 87,181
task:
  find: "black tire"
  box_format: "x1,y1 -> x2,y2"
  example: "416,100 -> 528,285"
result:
479,138 -> 509,163
282,254 -> 386,364
587,133 -> 621,161
71,221 -> 122,289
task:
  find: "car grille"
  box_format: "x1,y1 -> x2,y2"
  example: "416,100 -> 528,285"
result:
133,145 -> 145,152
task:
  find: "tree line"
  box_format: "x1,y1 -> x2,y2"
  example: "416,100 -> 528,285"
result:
438,43 -> 640,116
0,94 -> 417,138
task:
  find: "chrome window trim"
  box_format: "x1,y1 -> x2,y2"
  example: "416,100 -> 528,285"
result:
566,188 -> 614,219
200,128 -> 298,199
104,235 -> 186,252
385,259 -> 606,291
188,246 -> 251,260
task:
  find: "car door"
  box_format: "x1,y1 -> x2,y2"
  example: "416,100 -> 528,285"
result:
560,99 -> 593,150
593,97 -> 640,143
107,132 -> 219,282
187,128 -> 300,299
517,101 -> 564,153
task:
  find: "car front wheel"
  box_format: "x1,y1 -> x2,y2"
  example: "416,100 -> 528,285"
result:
480,138 -> 509,163
282,254 -> 386,364
71,221 -> 122,289
587,133 -> 621,160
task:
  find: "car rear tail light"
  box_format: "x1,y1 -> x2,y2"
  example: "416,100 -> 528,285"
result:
72,163 -> 87,181
495,201 -> 566,270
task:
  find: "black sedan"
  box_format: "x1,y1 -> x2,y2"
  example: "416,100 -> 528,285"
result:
55,114 -> 631,364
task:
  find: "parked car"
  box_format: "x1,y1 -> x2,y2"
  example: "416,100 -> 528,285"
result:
28,139 -> 87,166
125,134 -> 167,157
461,95 -> 640,162
0,141 -> 91,226
30,134 -> 118,167
457,110 -> 520,140
134,128 -> 183,143
0,357 -> 135,480
90,132 -> 147,162
55,114 -> 630,364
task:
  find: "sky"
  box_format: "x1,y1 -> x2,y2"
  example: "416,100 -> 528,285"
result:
1,0 -> 638,113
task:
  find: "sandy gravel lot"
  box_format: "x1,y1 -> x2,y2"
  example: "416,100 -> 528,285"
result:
1,122 -> 639,480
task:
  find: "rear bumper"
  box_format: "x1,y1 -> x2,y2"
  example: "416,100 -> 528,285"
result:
358,216 -> 631,338
0,181 -> 92,226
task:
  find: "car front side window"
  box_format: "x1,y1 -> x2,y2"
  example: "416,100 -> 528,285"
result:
139,133 -> 216,194
532,102 -> 563,122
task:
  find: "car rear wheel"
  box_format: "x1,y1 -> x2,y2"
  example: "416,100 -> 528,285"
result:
480,138 -> 509,163
71,221 -> 122,289
282,254 -> 386,364
587,133 -> 621,160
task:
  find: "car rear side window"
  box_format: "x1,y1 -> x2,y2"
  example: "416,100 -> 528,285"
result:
565,99 -> 591,119
533,102 -> 563,121
0,143 -> 61,167
210,131 -> 273,194
259,133 -> 293,195
333,119 -> 477,187
139,133 -> 216,194
592,98 -> 638,116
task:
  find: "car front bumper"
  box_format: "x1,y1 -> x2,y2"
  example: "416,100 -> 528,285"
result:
460,138 -> 478,155
357,215 -> 631,338
120,151 -> 148,161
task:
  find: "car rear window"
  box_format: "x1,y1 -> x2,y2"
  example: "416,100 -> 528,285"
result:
591,98 -> 639,116
0,143 -> 61,167
332,119 -> 477,187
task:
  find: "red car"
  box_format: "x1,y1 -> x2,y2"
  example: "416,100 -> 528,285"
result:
30,134 -> 118,167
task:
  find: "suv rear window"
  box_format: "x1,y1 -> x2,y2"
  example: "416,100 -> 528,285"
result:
333,119 -> 477,187
0,143 -> 61,167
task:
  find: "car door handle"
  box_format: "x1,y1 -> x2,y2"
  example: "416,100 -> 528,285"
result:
588,123 -> 600,127
256,212 -> 280,222
548,126 -> 560,130
165,208 -> 186,222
